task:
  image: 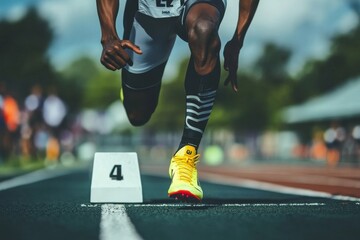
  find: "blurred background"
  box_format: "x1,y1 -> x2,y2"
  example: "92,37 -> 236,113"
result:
1,0 -> 360,175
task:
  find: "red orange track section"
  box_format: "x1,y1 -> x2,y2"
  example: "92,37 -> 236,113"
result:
141,164 -> 360,198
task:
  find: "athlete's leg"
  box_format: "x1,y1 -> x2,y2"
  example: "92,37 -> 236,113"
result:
121,12 -> 177,126
121,63 -> 166,126
122,2 -> 162,126
178,1 -> 223,150
168,1 -> 225,202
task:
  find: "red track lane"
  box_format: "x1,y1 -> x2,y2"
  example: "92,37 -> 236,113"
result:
141,164 -> 360,198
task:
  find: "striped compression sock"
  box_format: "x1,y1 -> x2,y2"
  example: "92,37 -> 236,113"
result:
178,56 -> 220,151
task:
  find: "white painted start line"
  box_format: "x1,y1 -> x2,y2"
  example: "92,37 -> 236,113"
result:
100,204 -> 142,240
81,203 -> 328,208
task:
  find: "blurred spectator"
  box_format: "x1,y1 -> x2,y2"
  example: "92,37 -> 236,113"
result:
0,87 -> 20,161
42,89 -> 67,135
324,122 -> 346,166
23,85 -> 46,159
45,136 -> 60,166
352,125 -> 360,144
25,85 -> 45,127
25,85 -> 43,112
2,92 -> 20,133
33,126 -> 49,158
310,130 -> 327,161
0,82 -> 72,165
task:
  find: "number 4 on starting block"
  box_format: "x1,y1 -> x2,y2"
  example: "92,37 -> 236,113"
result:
90,152 -> 143,203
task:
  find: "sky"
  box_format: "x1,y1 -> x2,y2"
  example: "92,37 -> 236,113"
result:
0,0 -> 359,78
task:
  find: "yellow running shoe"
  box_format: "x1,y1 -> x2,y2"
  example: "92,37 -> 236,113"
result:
168,145 -> 203,202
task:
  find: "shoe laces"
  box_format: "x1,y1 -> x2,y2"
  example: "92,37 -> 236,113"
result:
172,154 -> 200,182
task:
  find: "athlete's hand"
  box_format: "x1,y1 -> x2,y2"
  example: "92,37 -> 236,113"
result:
100,38 -> 142,71
223,39 -> 242,92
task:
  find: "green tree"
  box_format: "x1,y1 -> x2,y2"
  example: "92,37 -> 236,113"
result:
254,43 -> 291,85
0,8 -> 56,99
60,57 -> 120,110
294,16 -> 360,103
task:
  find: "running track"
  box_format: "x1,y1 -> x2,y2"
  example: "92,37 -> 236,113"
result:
0,163 -> 359,240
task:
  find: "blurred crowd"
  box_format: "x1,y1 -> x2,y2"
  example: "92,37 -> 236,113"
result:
0,83 -> 74,165
303,122 -> 360,166
1,82 -> 360,168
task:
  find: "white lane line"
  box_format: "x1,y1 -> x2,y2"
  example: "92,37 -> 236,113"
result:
100,204 -> 142,240
0,168 -> 74,191
200,172 -> 360,202
81,203 -> 99,208
125,203 -> 326,207
81,203 -> 329,208
216,173 -> 360,188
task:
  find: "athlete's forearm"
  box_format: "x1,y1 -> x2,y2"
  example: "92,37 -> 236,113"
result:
96,0 -> 121,44
233,0 -> 259,46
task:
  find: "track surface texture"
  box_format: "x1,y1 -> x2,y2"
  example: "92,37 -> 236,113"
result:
0,164 -> 360,240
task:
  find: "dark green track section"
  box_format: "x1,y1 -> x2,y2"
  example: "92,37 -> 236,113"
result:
0,167 -> 359,240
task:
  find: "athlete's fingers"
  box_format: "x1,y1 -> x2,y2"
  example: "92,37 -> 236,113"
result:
231,76 -> 238,92
120,41 -> 142,54
101,58 -> 117,71
120,41 -> 142,66
104,46 -> 130,68
110,52 -> 128,68
104,41 -> 136,66
101,56 -> 120,71
223,41 -> 233,71
224,59 -> 229,71
225,75 -> 238,92
109,41 -> 138,66
103,49 -> 124,69
109,45 -> 133,67
105,63 -> 117,71
230,68 -> 238,92
106,54 -> 122,69
224,66 -> 238,92
100,40 -> 141,69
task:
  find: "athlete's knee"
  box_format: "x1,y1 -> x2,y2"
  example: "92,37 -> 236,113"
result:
127,112 -> 152,127
188,18 -> 219,47
124,95 -> 159,127
188,19 -> 221,75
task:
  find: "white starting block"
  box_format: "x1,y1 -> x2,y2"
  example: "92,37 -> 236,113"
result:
90,152 -> 143,203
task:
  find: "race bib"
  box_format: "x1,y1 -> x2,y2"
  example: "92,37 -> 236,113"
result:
139,0 -> 185,18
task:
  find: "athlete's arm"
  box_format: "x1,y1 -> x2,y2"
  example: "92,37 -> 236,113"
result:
223,0 -> 259,92
96,0 -> 142,71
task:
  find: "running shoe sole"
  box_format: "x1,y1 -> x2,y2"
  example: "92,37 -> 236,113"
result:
169,190 -> 201,203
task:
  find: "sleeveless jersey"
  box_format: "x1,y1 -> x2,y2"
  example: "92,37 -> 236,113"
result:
139,0 -> 186,18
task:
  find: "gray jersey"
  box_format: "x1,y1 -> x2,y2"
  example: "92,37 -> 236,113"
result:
139,0 -> 185,18
138,0 -> 227,18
